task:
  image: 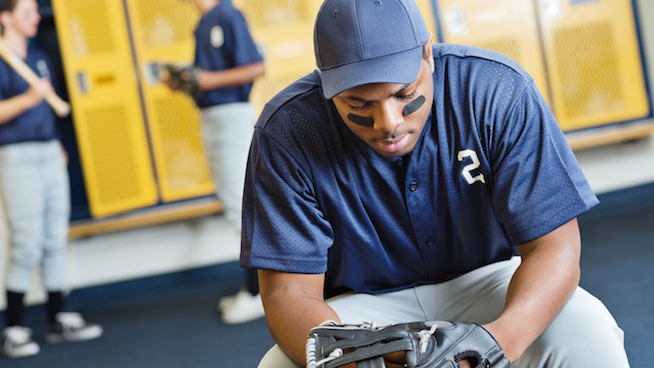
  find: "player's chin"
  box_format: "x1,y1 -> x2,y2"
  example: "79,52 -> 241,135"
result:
25,28 -> 39,38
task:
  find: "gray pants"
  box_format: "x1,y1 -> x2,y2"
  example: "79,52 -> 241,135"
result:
258,257 -> 630,367
0,141 -> 71,292
200,102 -> 255,231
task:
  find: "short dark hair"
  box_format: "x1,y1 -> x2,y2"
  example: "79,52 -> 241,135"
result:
0,0 -> 20,13
0,0 -> 20,35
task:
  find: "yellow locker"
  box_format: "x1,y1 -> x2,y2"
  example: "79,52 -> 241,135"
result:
233,0 -> 323,115
434,0 -> 551,105
51,0 -> 158,218
536,0 -> 650,131
124,0 -> 216,203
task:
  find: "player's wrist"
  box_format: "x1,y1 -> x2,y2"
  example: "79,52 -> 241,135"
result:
19,91 -> 41,110
196,70 -> 212,91
482,321 -> 525,363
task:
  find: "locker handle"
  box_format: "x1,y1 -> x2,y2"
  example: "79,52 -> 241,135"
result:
143,62 -> 162,85
77,72 -> 89,94
95,74 -> 116,85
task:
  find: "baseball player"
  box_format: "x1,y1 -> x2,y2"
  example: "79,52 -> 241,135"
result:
164,0 -> 265,324
240,0 -> 630,367
0,0 -> 101,359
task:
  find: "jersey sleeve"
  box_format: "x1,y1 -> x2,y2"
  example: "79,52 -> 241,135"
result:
240,123 -> 334,273
489,82 -> 599,244
223,9 -> 263,67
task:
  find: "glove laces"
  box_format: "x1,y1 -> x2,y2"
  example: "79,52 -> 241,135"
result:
306,321 -> 380,368
306,320 -> 342,368
359,321 -> 378,329
417,323 -> 438,354
306,340 -> 343,368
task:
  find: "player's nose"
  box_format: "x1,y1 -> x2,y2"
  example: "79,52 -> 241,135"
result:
372,101 -> 403,132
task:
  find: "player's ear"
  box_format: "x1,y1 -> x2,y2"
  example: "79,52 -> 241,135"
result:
0,10 -> 14,32
0,12 -> 8,28
424,33 -> 434,73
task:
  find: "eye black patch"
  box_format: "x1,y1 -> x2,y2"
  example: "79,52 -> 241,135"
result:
403,95 -> 425,116
348,113 -> 373,127
347,95 -> 425,127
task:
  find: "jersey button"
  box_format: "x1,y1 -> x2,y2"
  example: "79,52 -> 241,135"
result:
426,238 -> 436,247
409,181 -> 418,192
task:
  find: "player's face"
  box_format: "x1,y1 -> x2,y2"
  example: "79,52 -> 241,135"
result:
6,0 -> 41,38
332,44 -> 435,158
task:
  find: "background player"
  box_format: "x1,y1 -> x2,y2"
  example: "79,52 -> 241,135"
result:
0,0 -> 102,359
167,0 -> 265,324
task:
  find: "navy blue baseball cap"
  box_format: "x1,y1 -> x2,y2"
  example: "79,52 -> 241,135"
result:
314,0 -> 430,99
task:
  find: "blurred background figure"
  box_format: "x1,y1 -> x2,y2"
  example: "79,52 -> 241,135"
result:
164,0 -> 265,324
0,0 -> 102,359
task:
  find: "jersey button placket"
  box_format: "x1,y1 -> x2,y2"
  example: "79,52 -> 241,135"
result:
409,181 -> 418,192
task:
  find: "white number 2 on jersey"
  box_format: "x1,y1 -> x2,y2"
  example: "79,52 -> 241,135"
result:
457,149 -> 486,185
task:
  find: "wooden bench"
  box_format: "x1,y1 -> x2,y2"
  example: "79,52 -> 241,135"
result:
68,197 -> 223,239
566,119 -> 654,151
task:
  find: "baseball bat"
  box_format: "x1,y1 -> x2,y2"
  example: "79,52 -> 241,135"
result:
0,39 -> 71,118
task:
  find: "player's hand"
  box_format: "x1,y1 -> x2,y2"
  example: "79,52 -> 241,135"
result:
337,351 -> 472,368
306,321 -> 505,368
337,351 -> 406,368
160,63 -> 201,99
24,78 -> 53,108
161,74 -> 180,91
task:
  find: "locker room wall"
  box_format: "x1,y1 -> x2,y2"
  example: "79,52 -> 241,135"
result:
1,0 -> 654,309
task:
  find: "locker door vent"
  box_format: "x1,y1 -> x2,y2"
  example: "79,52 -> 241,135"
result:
238,0 -> 312,28
133,0 -> 199,47
476,38 -> 521,66
84,106 -> 140,204
152,97 -> 213,191
65,1 -> 114,55
553,22 -> 622,119
250,76 -> 307,113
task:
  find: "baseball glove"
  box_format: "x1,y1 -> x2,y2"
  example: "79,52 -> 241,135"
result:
306,320 -> 510,368
161,63 -> 202,100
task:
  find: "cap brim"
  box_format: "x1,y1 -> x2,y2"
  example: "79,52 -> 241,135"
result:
320,45 -> 423,99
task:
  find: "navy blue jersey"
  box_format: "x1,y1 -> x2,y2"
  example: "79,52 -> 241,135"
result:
241,44 -> 598,297
193,2 -> 262,108
0,46 -> 58,146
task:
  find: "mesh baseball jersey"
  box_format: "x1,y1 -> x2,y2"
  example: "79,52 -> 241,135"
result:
241,44 -> 598,297
0,46 -> 58,146
193,2 -> 262,108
